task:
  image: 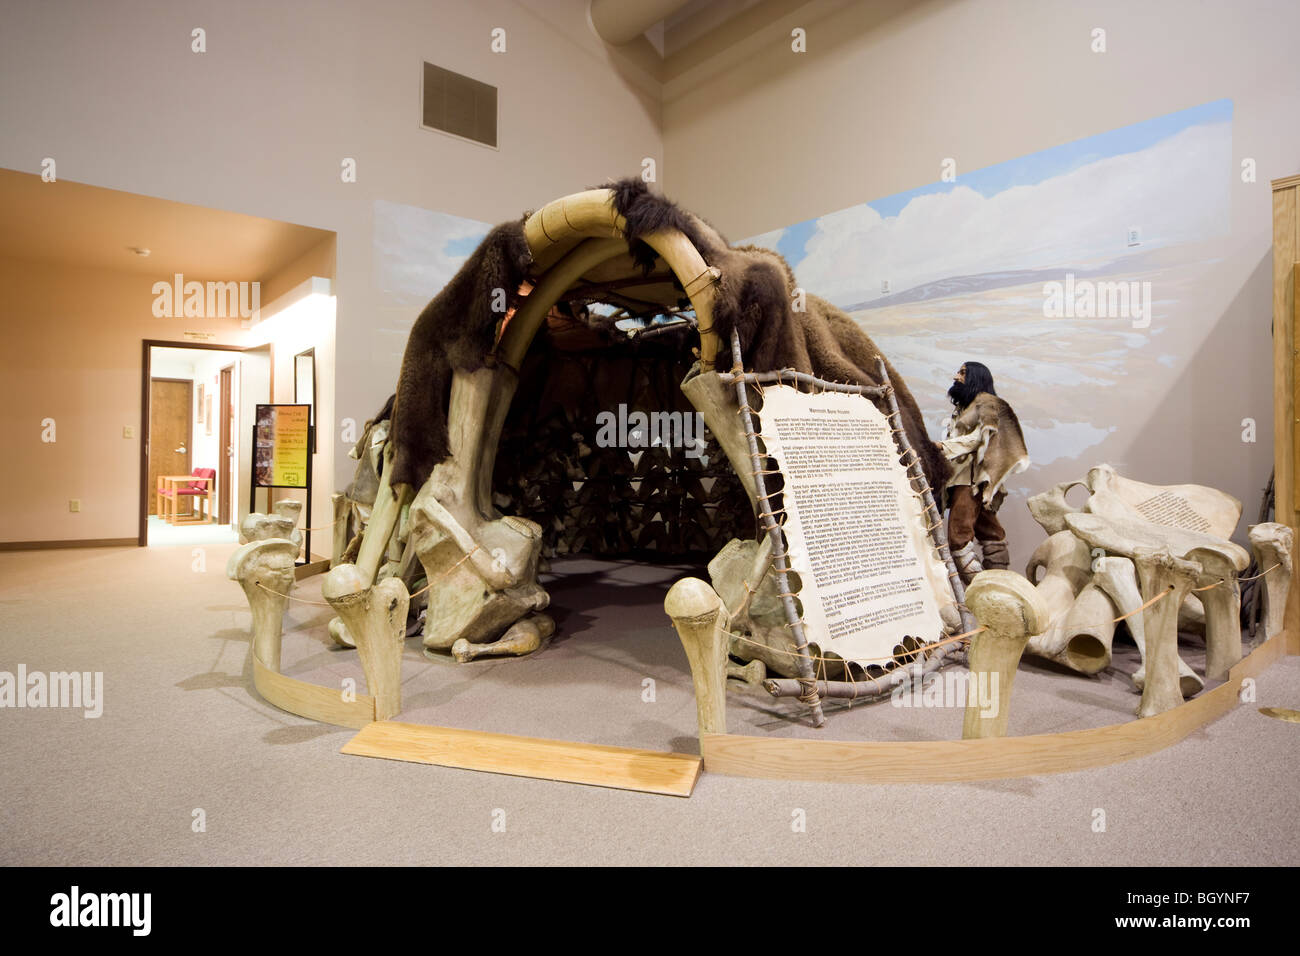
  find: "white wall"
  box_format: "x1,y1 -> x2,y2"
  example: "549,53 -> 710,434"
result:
151,347 -> 242,489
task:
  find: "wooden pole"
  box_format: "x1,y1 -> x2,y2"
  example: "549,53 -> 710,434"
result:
730,330 -> 826,727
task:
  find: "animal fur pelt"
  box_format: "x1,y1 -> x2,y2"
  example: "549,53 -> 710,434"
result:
606,178 -> 949,493
946,392 -> 1030,507
386,179 -> 948,497
388,221 -> 533,493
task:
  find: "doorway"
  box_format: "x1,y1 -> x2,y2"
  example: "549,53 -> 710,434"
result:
140,341 -> 248,547
219,364 -> 235,525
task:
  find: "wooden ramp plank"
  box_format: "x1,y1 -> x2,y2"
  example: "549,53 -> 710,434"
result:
340,721 -> 702,797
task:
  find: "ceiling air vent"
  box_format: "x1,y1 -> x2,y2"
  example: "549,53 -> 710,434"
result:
421,62 -> 498,148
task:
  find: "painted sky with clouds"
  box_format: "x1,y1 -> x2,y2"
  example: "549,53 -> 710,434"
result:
745,99 -> 1232,308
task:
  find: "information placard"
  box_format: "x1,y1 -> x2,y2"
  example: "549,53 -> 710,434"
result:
757,386 -> 953,666
253,404 -> 310,489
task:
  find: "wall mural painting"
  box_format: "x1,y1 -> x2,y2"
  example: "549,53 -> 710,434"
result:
744,99 -> 1236,548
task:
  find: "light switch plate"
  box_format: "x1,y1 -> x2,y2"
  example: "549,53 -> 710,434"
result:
69,499 -> 81,513
123,425 -> 135,438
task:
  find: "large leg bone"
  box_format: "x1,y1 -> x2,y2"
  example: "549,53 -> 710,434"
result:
239,509 -> 301,551
322,565 -> 409,721
1189,547 -> 1242,681
1249,522 -> 1294,640
451,613 -> 554,663
1054,583 -> 1117,674
727,658 -> 767,688
1130,548 -> 1201,718
273,498 -> 302,526
666,577 -> 728,738
226,538 -> 299,671
1092,555 -> 1202,697
962,570 -> 1049,739
1067,512 -> 1245,712
681,373 -> 759,503
356,443 -> 410,585
330,492 -> 349,568
1023,530 -> 1092,666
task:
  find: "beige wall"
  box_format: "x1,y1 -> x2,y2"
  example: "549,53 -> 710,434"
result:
0,257 -> 253,542
0,0 -> 663,501
0,237 -> 334,545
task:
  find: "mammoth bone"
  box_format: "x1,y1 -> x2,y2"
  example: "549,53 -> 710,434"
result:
1065,511 -> 1248,716
1023,464 -> 1254,692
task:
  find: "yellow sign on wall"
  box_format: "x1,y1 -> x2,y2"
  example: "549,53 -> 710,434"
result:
254,404 -> 310,489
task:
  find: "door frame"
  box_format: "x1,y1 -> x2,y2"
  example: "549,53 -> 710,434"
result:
219,363 -> 236,525
139,340 -> 247,546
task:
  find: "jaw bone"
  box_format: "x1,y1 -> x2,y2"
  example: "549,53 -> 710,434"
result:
411,366 -> 550,658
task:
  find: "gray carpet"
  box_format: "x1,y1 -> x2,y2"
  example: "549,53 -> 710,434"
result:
1,543 -> 1297,866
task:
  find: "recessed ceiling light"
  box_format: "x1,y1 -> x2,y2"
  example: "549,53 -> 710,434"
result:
129,246 -> 151,257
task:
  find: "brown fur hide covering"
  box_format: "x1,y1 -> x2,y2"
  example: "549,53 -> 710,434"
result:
389,221 -> 532,493
608,179 -> 949,494
387,179 -> 949,497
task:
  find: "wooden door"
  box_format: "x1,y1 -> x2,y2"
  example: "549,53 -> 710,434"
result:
149,378 -> 192,516
219,364 -> 234,525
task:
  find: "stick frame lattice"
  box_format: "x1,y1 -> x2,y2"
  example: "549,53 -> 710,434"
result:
728,331 -> 827,728
721,340 -> 974,705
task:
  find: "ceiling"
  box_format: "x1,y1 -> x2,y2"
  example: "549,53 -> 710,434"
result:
0,167 -> 333,279
660,0 -> 770,57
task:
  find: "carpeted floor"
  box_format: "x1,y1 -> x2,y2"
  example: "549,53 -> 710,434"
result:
1,543 -> 1297,866
146,515 -> 238,548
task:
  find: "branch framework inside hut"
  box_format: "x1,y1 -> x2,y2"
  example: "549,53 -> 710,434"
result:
494,298 -> 754,563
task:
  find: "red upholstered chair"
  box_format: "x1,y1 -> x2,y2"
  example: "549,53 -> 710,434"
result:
158,468 -> 216,525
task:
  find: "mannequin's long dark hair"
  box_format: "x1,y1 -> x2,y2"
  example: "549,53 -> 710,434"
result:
949,361 -> 995,410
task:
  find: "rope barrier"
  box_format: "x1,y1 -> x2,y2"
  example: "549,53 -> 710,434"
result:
254,546 -> 483,606
714,567 -> 1246,676
301,513 -> 348,533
